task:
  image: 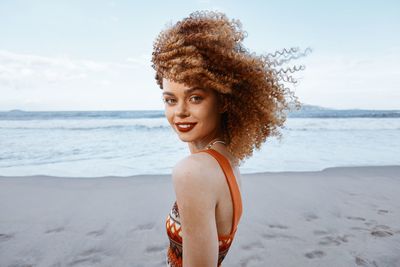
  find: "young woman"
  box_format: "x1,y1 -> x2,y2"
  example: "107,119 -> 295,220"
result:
151,10 -> 304,267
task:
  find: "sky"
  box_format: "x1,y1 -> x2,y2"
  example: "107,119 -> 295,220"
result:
0,0 -> 399,111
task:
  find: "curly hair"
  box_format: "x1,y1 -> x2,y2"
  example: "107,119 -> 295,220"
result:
151,10 -> 310,164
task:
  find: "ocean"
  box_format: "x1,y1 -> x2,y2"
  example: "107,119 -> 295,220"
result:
1,107 -> 399,177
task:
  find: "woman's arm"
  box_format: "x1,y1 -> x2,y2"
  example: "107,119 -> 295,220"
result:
172,155 -> 219,267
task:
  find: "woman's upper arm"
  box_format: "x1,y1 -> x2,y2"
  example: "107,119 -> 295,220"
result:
172,156 -> 219,267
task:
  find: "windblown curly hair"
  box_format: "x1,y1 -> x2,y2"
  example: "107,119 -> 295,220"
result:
151,10 -> 310,164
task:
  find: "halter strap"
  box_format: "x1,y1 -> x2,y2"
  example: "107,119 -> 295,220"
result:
196,148 -> 243,235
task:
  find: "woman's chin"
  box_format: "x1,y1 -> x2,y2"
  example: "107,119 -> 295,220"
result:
177,135 -> 191,142
176,131 -> 195,142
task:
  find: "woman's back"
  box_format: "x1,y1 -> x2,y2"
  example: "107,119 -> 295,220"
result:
166,147 -> 242,266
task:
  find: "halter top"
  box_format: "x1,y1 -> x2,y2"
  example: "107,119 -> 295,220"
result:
166,148 -> 243,267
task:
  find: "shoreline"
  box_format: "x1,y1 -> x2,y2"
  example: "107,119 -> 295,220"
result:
1,165 -> 399,266
1,164 -> 399,180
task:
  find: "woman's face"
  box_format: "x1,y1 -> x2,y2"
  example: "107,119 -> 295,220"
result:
162,78 -> 223,147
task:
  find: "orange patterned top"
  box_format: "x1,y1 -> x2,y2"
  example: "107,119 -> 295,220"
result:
165,148 -> 243,267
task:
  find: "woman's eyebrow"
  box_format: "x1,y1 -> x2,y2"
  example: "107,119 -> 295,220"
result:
162,87 -> 205,96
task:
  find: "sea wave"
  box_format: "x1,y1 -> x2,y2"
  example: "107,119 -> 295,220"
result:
1,117 -> 399,131
283,118 -> 400,131
0,118 -> 170,130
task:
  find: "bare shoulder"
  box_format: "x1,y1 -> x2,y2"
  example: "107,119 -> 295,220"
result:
172,152 -> 220,206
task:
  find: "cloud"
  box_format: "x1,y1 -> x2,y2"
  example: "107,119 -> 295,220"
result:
126,53 -> 152,69
0,50 -> 109,89
0,50 -> 161,111
296,47 -> 400,109
0,50 -> 147,90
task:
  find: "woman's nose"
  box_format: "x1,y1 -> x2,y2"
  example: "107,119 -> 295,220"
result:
175,101 -> 189,117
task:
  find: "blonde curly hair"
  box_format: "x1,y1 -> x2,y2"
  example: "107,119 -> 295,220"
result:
151,10 -> 309,164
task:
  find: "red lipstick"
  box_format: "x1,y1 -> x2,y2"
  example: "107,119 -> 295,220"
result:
175,122 -> 197,132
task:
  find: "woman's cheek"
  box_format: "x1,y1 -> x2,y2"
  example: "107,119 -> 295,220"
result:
165,108 -> 174,126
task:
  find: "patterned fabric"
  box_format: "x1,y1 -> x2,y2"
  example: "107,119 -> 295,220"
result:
165,148 -> 242,267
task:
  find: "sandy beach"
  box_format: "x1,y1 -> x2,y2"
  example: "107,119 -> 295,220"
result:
1,165 -> 399,267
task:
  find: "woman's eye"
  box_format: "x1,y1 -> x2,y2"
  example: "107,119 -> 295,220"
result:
163,98 -> 176,105
163,96 -> 202,105
190,96 -> 203,103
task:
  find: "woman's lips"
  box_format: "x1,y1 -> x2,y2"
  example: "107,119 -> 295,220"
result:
175,123 -> 197,132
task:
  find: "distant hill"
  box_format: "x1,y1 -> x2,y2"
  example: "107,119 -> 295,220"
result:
288,104 -> 400,118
